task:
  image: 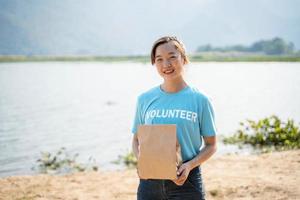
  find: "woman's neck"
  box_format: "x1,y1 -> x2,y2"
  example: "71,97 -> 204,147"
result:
161,78 -> 188,93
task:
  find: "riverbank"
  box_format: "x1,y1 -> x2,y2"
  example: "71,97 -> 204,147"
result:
0,150 -> 299,200
1,53 -> 300,63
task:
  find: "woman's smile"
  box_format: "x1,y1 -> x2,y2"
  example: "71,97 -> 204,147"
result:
163,68 -> 175,74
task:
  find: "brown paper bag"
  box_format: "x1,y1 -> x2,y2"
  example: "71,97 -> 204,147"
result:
137,124 -> 182,180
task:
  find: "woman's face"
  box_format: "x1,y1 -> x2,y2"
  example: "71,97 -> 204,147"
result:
154,41 -> 185,81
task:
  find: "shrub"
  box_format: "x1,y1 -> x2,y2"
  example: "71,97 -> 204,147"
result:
33,147 -> 98,174
113,151 -> 137,168
223,115 -> 300,151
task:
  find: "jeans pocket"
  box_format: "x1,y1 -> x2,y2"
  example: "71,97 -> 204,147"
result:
186,172 -> 205,197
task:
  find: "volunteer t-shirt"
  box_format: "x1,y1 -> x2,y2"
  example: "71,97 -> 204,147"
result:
131,85 -> 217,162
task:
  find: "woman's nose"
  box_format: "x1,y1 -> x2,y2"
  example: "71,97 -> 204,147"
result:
163,60 -> 171,68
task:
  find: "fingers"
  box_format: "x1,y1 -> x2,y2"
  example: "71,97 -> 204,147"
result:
172,179 -> 183,186
177,174 -> 187,184
173,176 -> 186,185
173,164 -> 191,186
173,171 -> 188,185
172,177 -> 184,186
177,164 -> 185,176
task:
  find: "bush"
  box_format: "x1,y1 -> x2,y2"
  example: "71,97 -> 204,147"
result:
223,115 -> 300,151
113,151 -> 137,168
33,147 -> 98,174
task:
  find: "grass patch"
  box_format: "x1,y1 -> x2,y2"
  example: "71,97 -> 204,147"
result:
32,147 -> 98,174
1,53 -> 300,63
113,150 -> 137,169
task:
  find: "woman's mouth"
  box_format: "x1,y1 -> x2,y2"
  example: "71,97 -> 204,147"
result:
164,69 -> 175,74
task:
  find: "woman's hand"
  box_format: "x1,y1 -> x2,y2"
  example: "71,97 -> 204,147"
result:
172,162 -> 192,186
173,136 -> 217,185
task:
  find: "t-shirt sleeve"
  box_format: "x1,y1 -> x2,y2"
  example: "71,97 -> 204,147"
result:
200,97 -> 217,136
131,96 -> 143,134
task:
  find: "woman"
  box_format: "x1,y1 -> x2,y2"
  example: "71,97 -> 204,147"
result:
131,36 -> 217,200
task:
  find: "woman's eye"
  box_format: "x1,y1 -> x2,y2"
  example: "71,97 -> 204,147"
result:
156,58 -> 162,62
170,56 -> 177,59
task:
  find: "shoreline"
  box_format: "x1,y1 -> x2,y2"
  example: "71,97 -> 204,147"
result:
1,54 -> 300,63
0,150 -> 299,200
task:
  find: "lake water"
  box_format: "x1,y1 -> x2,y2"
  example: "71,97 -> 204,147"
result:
0,62 -> 300,177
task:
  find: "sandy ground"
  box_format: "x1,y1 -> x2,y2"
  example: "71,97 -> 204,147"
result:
0,150 -> 299,200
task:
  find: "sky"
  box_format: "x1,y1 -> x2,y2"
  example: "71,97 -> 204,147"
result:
0,0 -> 299,55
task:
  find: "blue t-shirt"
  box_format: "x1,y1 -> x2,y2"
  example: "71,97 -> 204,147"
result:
131,85 -> 217,162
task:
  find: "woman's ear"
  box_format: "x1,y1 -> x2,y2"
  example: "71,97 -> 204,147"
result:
181,54 -> 187,65
179,53 -> 185,65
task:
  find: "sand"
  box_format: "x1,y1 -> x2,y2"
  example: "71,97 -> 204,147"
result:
0,150 -> 299,200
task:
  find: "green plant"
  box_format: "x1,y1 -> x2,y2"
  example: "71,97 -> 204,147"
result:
113,151 -> 137,168
33,147 -> 98,174
223,115 -> 300,151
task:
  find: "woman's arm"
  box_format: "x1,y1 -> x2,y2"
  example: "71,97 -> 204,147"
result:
132,134 -> 140,177
132,134 -> 139,159
173,135 -> 217,185
188,135 -> 217,169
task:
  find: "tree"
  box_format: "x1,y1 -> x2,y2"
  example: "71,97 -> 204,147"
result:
196,44 -> 212,52
196,37 -> 296,55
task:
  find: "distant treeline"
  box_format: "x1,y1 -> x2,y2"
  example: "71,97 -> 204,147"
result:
1,54 -> 300,63
196,37 -> 297,55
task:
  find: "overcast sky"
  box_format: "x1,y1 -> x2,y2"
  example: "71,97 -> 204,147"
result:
1,0 -> 299,55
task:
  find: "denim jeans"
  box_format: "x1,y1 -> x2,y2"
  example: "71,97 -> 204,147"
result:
137,167 -> 205,200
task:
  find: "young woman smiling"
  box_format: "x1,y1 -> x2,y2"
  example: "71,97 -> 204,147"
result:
131,36 -> 217,200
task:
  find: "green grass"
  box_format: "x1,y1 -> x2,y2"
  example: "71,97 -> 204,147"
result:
190,52 -> 300,62
190,55 -> 300,62
0,55 -> 149,63
1,53 -> 300,63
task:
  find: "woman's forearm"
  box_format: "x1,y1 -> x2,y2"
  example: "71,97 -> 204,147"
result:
132,135 -> 139,159
188,142 -> 217,170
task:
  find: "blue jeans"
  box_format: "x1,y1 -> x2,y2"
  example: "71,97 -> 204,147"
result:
137,167 -> 205,200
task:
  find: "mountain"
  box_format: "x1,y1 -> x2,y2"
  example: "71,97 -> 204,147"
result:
0,0 -> 299,56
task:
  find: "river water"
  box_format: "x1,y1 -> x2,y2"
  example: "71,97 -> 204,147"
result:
0,62 -> 299,177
